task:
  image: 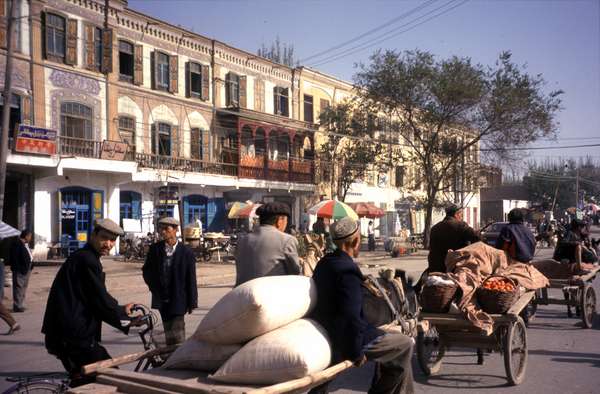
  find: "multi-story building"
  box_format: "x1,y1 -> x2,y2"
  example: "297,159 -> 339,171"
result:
1,0 -> 480,255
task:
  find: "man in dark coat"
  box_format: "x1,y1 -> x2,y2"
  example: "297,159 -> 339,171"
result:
427,205 -> 480,273
143,217 -> 198,346
42,219 -> 136,386
496,208 -> 536,263
310,217 -> 414,394
9,230 -> 33,312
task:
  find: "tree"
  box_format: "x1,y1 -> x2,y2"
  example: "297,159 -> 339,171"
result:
318,102 -> 386,201
354,50 -> 563,246
257,36 -> 298,67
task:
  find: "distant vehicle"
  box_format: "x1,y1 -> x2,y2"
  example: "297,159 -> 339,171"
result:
481,222 -> 509,246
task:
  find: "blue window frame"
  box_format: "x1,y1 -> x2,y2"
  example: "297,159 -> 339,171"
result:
120,191 -> 142,226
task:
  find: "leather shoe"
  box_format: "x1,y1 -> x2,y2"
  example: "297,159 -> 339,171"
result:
13,307 -> 26,313
8,323 -> 20,335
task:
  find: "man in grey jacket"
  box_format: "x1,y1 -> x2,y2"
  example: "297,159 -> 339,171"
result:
235,202 -> 301,286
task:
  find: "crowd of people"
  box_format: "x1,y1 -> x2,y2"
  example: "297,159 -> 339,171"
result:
0,201 -> 598,393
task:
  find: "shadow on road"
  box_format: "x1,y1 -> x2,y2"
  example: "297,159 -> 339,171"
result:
414,373 -> 509,389
529,349 -> 600,367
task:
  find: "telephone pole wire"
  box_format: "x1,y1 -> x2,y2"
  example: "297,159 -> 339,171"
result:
0,0 -> 19,220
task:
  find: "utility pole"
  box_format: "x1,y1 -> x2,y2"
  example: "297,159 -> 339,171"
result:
575,166 -> 580,210
0,0 -> 18,220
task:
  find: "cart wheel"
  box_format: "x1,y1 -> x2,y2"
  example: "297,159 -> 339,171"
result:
581,284 -> 596,329
503,317 -> 528,386
416,326 -> 445,376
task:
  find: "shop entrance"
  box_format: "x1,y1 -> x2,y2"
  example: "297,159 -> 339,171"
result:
60,187 -> 103,251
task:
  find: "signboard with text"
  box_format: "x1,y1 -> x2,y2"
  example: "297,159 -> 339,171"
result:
14,124 -> 57,155
100,140 -> 129,160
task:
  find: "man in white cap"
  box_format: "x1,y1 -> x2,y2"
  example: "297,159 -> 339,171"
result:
309,217 -> 414,394
143,217 -> 197,346
42,219 -> 138,387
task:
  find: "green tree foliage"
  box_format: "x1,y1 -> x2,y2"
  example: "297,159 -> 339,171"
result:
354,50 -> 563,246
257,36 -> 298,67
318,102 -> 386,201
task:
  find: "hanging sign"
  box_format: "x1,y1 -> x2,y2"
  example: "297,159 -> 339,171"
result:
14,124 -> 57,155
100,140 -> 128,160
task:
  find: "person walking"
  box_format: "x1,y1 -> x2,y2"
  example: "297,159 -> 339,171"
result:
42,219 -> 138,387
427,205 -> 480,273
143,217 -> 198,346
0,302 -> 20,334
234,202 -> 301,286
10,230 -> 33,312
367,220 -> 376,251
310,217 -> 414,394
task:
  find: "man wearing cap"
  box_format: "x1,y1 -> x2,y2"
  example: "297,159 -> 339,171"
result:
496,208 -> 536,263
42,219 -> 137,387
310,217 -> 414,394
427,204 -> 480,273
234,202 -> 301,286
143,217 -> 197,345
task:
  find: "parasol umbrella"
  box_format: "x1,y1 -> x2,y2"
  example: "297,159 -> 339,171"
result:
348,202 -> 385,218
0,220 -> 20,239
227,201 -> 250,219
584,203 -> 599,213
235,203 -> 262,219
308,200 -> 358,220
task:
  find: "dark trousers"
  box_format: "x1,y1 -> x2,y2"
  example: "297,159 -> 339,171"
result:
309,333 -> 414,394
46,337 -> 112,387
0,261 -> 5,301
161,314 -> 186,346
368,234 -> 376,251
12,270 -> 30,310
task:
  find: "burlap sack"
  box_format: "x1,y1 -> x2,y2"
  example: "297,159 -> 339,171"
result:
195,275 -> 317,344
209,319 -> 331,385
162,339 -> 241,372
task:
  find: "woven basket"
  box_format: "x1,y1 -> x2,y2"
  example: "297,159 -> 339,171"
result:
477,276 -> 519,314
420,278 -> 458,313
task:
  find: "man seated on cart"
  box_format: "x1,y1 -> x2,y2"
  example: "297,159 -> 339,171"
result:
495,208 -> 536,263
310,217 -> 414,394
554,218 -> 598,264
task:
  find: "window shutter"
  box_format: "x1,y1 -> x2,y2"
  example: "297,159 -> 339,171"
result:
254,79 -> 264,112
169,55 -> 178,93
274,87 -> 280,115
101,28 -> 113,74
151,123 -> 156,154
201,64 -> 210,101
171,125 -> 179,156
151,51 -> 158,90
225,72 -> 231,106
133,44 -> 143,85
202,129 -> 210,161
239,76 -> 247,108
84,23 -> 95,70
22,95 -> 31,125
65,18 -> 78,65
185,62 -> 191,98
0,0 -> 6,48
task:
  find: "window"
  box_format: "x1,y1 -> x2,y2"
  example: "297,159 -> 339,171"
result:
119,41 -> 134,82
0,93 -> 21,142
61,102 -> 93,140
395,166 -> 405,187
303,95 -> 313,123
274,87 -> 289,117
225,72 -> 240,106
120,191 -> 142,223
45,13 -> 65,59
152,122 -> 171,156
156,52 -> 170,91
94,27 -> 102,70
118,116 -> 136,153
190,128 -> 203,160
188,62 -> 202,99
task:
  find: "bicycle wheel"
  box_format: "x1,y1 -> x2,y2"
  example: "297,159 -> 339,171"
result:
3,381 -> 64,394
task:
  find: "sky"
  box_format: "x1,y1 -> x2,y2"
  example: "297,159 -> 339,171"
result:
128,0 -> 600,169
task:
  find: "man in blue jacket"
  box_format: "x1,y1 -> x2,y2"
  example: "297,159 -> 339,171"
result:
496,208 -> 536,263
310,217 -> 414,394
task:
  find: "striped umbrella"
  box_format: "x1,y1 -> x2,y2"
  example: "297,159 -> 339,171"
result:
228,201 -> 250,219
0,220 -> 20,239
348,202 -> 386,218
308,200 -> 358,220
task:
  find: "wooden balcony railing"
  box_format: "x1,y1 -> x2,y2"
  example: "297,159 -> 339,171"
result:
135,153 -> 238,177
58,136 -> 102,158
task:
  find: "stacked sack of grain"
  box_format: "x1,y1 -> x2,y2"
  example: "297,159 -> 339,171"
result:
162,275 -> 332,384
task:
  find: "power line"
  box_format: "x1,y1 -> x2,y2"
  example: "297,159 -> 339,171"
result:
299,0 -> 439,63
480,143 -> 600,152
309,0 -> 470,68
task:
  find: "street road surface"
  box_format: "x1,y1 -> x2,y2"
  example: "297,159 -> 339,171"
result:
1,240 -> 599,393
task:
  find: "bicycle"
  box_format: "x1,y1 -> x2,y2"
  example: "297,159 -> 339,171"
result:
2,305 -> 161,393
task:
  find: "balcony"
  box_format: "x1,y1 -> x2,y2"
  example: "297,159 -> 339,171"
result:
239,154 -> 314,184
58,136 -> 102,158
135,153 -> 237,177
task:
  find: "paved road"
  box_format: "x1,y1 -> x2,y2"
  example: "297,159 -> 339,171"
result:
1,238 -> 599,393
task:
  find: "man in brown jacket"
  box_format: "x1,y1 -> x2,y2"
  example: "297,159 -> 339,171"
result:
427,205 -> 480,273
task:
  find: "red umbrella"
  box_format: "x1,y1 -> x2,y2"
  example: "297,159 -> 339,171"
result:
348,202 -> 385,218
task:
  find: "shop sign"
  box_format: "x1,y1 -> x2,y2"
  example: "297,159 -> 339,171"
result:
100,140 -> 128,160
14,124 -> 57,155
61,208 -> 75,220
157,186 -> 179,205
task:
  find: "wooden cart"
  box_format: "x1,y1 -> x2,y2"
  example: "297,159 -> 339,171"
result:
416,291 -> 534,386
68,348 -> 354,394
530,266 -> 599,328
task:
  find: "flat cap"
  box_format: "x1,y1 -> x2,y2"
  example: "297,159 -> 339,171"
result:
330,217 -> 359,241
94,218 -> 124,236
158,217 -> 180,226
445,204 -> 461,217
256,202 -> 290,218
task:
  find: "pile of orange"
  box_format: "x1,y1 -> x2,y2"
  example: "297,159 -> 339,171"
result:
482,278 -> 515,293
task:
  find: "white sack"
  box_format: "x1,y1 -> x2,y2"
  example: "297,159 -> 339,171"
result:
210,319 -> 331,385
162,339 -> 241,372
195,275 -> 316,344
